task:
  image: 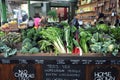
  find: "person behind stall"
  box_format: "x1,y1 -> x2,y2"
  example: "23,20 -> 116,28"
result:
34,13 -> 41,29
27,17 -> 34,29
71,14 -> 82,55
71,14 -> 81,43
71,14 -> 80,29
22,14 -> 28,22
96,12 -> 105,24
115,15 -> 120,27
40,16 -> 48,27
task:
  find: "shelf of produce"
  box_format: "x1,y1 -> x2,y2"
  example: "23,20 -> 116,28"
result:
79,1 -> 97,7
78,11 -> 96,14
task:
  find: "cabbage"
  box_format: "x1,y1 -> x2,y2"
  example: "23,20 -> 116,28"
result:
96,24 -> 109,32
108,44 -> 114,52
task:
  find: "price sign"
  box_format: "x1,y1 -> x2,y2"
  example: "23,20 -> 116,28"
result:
43,60 -> 85,80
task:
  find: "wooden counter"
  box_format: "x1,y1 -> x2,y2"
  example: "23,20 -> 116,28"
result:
0,56 -> 120,80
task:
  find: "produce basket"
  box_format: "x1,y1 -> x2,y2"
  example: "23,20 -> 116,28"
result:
0,23 -> 10,33
18,23 -> 27,29
9,23 -> 19,31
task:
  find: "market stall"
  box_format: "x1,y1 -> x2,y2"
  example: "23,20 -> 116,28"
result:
0,20 -> 120,80
0,0 -> 120,80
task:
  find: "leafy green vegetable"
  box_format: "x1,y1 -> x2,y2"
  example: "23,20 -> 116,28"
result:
26,28 -> 36,39
4,49 -> 17,58
90,42 -> 102,53
79,29 -> 92,53
21,37 -> 40,54
1,32 -> 21,48
47,10 -> 57,21
0,42 -> 17,57
64,26 -> 73,53
21,28 -> 41,42
73,38 -> 80,47
112,49 -> 118,56
22,42 -> 33,51
87,26 -> 119,56
109,27 -> 120,42
22,38 -> 32,45
40,27 -> 66,54
0,31 -> 5,37
29,47 -> 39,54
38,40 -> 53,52
20,47 -> 29,53
96,24 -> 109,32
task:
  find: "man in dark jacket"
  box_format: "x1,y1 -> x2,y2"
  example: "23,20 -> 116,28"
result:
71,14 -> 80,29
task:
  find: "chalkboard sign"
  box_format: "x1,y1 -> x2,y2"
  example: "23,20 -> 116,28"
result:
13,64 -> 36,80
43,60 -> 85,80
92,66 -> 119,80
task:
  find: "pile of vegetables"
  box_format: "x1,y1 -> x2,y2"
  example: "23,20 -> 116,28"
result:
0,21 -> 120,57
0,42 -> 17,57
20,38 -> 39,54
0,32 -> 20,57
86,24 -> 120,56
89,32 -> 118,56
40,27 -> 66,54
1,32 -> 21,48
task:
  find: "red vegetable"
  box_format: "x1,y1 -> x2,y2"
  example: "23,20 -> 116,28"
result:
72,47 -> 82,56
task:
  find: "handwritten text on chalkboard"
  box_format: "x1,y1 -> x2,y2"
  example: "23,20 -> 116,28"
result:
43,63 -> 85,80
14,70 -> 35,80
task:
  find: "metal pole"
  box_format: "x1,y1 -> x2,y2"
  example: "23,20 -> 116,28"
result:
28,0 -> 31,18
1,0 -> 7,24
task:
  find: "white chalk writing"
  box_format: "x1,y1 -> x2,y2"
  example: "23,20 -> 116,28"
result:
94,72 -> 115,80
14,70 -> 35,80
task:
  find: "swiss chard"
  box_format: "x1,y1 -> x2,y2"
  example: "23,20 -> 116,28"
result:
79,28 -> 92,53
40,27 -> 66,54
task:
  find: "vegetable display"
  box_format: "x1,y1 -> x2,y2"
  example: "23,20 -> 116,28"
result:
20,38 -> 39,54
0,22 -> 120,57
40,27 -> 66,54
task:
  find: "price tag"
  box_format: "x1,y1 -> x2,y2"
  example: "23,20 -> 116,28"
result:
95,60 -> 107,64
35,60 -> 44,64
70,60 -> 80,64
2,59 -> 10,64
19,59 -> 28,64
82,60 -> 92,64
